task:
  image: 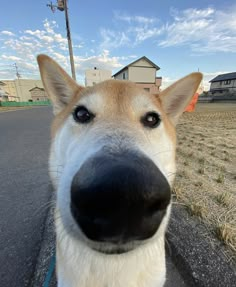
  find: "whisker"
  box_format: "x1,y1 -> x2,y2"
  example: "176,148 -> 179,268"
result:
33,200 -> 56,216
151,149 -> 175,157
165,237 -> 172,256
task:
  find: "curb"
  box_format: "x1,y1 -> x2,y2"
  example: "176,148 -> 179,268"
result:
31,193 -> 56,287
167,205 -> 236,287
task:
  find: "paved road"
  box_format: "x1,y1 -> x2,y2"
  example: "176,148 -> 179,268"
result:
0,107 -> 52,287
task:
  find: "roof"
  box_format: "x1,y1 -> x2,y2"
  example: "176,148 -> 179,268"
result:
29,86 -> 45,92
113,56 -> 160,77
209,72 -> 236,83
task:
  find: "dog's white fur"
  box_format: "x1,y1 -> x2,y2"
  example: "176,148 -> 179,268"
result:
37,54 -> 202,287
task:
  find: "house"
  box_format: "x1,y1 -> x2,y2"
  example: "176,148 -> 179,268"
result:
113,56 -> 162,94
29,86 -> 48,101
209,72 -> 236,95
85,67 -> 112,86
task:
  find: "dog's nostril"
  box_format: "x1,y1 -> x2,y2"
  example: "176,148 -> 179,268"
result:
93,217 -> 108,226
146,198 -> 170,215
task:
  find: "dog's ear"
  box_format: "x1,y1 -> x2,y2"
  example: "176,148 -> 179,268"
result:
37,54 -> 83,115
159,73 -> 202,124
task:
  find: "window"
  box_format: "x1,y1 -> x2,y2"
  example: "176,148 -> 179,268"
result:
224,80 -> 231,85
144,88 -> 150,92
122,73 -> 126,80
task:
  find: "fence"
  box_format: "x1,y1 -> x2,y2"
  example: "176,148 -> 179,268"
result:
0,101 -> 51,107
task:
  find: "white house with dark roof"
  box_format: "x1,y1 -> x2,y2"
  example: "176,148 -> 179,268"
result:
209,72 -> 236,95
113,56 -> 162,94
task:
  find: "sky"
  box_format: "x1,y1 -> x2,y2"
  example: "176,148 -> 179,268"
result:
0,0 -> 236,90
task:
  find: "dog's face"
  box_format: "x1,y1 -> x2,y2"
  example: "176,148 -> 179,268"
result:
38,55 -> 202,254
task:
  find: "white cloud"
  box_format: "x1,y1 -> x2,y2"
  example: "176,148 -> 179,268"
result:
133,26 -> 164,43
159,7 -> 236,53
2,55 -> 22,62
25,29 -> 45,37
100,7 -> 236,54
114,12 -> 158,24
0,20 -> 73,79
1,31 -> 15,36
161,76 -> 178,89
74,50 -> 123,71
0,19 -> 132,82
100,28 -> 130,49
100,12 -> 161,48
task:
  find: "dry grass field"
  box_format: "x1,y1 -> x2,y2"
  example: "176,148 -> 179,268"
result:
173,103 -> 236,263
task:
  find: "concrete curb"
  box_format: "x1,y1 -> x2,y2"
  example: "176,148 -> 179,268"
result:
167,205 -> 236,287
31,195 -> 56,287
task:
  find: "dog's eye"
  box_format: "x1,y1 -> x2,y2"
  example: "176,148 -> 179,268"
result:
73,106 -> 94,123
141,112 -> 161,128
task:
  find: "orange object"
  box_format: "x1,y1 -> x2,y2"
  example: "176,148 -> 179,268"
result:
185,93 -> 199,112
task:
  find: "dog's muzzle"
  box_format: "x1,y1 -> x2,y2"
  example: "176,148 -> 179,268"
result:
70,151 -> 171,245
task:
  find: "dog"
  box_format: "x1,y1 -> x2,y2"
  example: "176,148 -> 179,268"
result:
37,54 -> 202,287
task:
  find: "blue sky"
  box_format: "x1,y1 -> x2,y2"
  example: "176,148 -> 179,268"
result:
1,0 -> 236,90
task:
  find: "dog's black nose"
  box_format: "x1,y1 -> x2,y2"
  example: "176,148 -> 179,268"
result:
70,151 -> 171,243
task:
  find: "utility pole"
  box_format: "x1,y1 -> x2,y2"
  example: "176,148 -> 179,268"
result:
47,0 -> 76,81
13,63 -> 21,79
13,63 -> 22,101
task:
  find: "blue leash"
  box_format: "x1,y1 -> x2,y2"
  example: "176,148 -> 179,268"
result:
43,253 -> 56,287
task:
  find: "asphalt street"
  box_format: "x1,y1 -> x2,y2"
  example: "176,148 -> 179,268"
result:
0,107 -> 52,287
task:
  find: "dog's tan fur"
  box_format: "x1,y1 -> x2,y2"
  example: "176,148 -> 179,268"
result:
37,54 -> 202,287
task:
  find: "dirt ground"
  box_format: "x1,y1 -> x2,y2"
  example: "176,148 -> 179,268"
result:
174,102 -> 236,263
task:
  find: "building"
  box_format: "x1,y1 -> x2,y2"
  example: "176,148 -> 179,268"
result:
85,68 -> 112,86
0,81 -> 20,101
113,56 -> 162,94
0,81 -> 9,101
29,87 -> 48,101
0,79 -> 44,101
209,72 -> 236,95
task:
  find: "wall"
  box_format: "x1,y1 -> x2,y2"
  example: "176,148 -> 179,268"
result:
85,69 -> 112,86
136,77 -> 162,94
114,69 -> 128,80
132,59 -> 154,68
128,66 -> 156,83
